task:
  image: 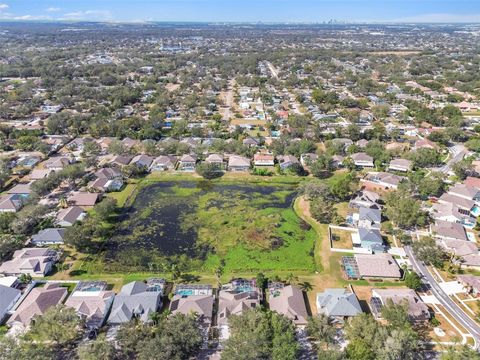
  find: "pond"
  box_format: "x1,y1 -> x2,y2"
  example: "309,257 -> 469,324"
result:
106,180 -> 316,273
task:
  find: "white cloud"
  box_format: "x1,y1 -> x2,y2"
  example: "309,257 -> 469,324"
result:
393,13 -> 480,23
61,10 -> 113,21
0,3 -> 8,11
13,14 -> 51,20
46,7 -> 61,13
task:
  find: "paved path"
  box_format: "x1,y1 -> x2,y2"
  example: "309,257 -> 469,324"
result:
405,245 -> 480,348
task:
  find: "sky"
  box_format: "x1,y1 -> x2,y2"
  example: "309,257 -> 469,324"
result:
0,0 -> 480,23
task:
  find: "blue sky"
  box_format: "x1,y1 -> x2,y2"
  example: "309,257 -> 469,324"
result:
1,0 -> 480,23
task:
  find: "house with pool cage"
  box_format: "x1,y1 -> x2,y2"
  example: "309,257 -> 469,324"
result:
342,253 -> 402,280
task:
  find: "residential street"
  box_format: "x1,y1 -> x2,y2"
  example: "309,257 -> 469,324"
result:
405,245 -> 480,348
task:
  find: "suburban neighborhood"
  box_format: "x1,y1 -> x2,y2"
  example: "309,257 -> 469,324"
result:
0,10 -> 480,360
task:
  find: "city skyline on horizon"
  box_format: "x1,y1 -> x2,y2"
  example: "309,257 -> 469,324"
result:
0,0 -> 479,24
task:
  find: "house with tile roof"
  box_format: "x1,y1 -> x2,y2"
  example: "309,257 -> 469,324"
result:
65,281 -> 115,329
316,288 -> 363,319
370,288 -> 430,321
108,279 -> 165,325
268,284 -> 308,326
0,248 -> 58,277
7,283 -> 68,330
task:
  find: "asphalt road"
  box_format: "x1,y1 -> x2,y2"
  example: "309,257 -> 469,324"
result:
405,246 -> 480,348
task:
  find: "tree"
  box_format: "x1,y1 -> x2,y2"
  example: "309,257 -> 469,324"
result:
306,314 -> 336,347
270,313 -> 299,360
310,197 -> 338,224
0,234 -> 24,261
440,344 -> 480,360
381,299 -> 411,329
412,237 -> 446,268
0,159 -> 11,189
0,336 -> 53,360
329,173 -> 357,201
452,159 -> 473,181
310,155 -> 334,178
384,190 -> 427,229
222,309 -> 298,360
377,327 -> 419,360
137,314 -> 203,360
77,335 -> 115,360
196,162 -> 223,180
26,305 -> 82,349
405,271 -> 422,291
94,197 -> 118,221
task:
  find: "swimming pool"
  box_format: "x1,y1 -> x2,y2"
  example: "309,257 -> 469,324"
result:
472,206 -> 480,217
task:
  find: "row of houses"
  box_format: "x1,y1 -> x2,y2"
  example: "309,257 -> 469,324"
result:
316,287 -> 430,323
1,277 -> 309,342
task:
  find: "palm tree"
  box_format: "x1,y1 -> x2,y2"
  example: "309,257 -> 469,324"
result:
170,264 -> 181,282
285,273 -> 298,285
58,196 -> 68,209
298,281 -> 313,292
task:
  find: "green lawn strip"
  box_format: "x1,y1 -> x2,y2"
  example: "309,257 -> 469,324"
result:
293,197 -> 324,272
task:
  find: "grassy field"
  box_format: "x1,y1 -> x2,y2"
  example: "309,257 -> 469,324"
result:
49,171 -> 406,310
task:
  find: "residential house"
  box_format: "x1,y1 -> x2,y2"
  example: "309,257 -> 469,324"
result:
447,184 -> 480,203
268,283 -> 308,326
0,284 -> 21,324
178,154 -> 197,171
169,285 -> 214,325
7,283 -> 68,330
110,155 -> 132,167
30,169 -> 53,180
457,275 -> 480,296
438,193 -> 476,218
243,137 -> 260,147
332,155 -> 345,168
131,154 -> 154,169
0,248 -> 58,277
65,281 -> 115,329
352,228 -> 385,253
88,177 -> 124,192
108,279 -> 165,325
388,159 -> 413,172
278,155 -> 300,171
205,154 -> 225,169
0,194 -> 25,213
7,182 -> 33,197
254,153 -> 275,167
43,156 -> 70,171
55,206 -> 86,227
356,139 -> 369,148
228,155 -> 251,172
217,279 -> 262,339
121,137 -> 139,150
354,253 -> 401,279
150,155 -> 178,171
31,228 -> 66,246
331,138 -> 353,150
357,207 -> 381,229
67,192 -> 100,208
414,138 -> 439,151
432,202 -> 476,228
94,167 -> 122,180
431,220 -> 469,242
464,177 -> 480,191
316,288 -> 363,319
300,153 -> 318,167
349,190 -> 381,209
361,172 -> 405,191
350,153 -> 374,168
370,289 -> 430,321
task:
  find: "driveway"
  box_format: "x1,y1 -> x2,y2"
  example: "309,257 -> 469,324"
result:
405,245 -> 480,348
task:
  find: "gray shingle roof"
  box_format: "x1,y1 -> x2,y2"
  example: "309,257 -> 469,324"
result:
316,288 -> 362,317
